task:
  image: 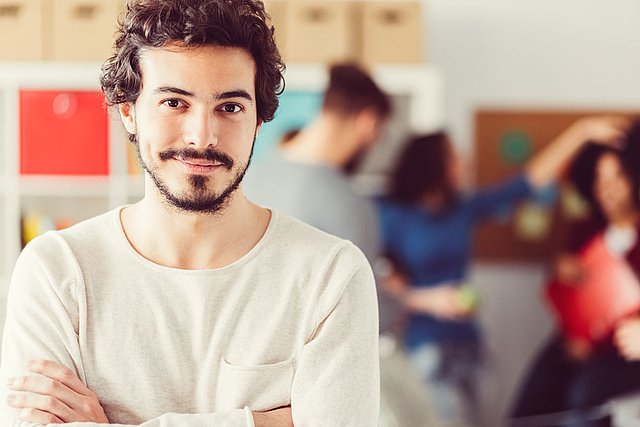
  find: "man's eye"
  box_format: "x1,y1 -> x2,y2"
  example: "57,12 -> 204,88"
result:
163,99 -> 182,108
222,104 -> 242,113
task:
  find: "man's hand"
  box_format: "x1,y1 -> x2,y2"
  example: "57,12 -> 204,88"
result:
6,359 -> 109,424
253,406 -> 293,427
614,317 -> 640,361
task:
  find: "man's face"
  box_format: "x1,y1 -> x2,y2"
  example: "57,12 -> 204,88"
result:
119,43 -> 259,214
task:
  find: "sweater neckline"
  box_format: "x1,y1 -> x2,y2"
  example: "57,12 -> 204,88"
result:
112,205 -> 278,275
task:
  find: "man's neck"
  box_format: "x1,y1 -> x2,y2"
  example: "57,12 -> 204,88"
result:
282,115 -> 356,168
121,183 -> 271,270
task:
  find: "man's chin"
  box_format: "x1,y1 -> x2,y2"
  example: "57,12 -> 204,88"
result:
148,160 -> 247,214
163,195 -> 228,214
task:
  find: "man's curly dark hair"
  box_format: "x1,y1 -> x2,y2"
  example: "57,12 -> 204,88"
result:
100,0 -> 285,124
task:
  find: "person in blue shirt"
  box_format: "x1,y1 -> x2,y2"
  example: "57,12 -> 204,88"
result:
377,116 -> 630,425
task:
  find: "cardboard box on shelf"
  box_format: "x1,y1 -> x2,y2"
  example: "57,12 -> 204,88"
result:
49,0 -> 122,61
263,0 -> 288,59
0,0 -> 45,60
360,1 -> 424,65
283,0 -> 357,64
20,90 -> 110,175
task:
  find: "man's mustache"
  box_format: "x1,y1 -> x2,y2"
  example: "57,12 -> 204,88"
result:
159,148 -> 234,169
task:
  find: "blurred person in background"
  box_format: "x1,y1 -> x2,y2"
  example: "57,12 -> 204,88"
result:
275,127 -> 301,148
377,117 -> 630,426
245,64 -> 443,426
510,122 -> 640,427
244,62 -> 391,266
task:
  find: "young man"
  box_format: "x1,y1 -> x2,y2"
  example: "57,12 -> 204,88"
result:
244,63 -> 391,266
0,1 -> 379,426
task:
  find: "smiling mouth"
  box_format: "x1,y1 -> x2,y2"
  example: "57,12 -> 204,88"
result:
174,156 -> 224,172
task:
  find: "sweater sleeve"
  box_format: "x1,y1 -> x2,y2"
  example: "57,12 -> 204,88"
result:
290,243 -> 380,426
0,235 -> 253,427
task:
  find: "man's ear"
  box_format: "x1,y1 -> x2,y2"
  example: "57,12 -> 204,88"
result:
355,108 -> 381,140
119,103 -> 137,135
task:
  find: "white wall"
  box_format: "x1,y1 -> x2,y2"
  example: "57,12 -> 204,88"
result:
425,0 -> 640,151
423,1 -> 640,425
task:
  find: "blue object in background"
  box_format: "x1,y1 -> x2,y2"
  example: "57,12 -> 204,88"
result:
253,90 -> 322,161
532,183 -> 558,207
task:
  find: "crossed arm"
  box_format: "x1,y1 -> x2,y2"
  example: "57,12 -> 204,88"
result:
2,239 -> 379,427
6,360 -> 292,426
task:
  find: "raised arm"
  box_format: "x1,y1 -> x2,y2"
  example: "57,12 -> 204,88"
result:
525,116 -> 630,189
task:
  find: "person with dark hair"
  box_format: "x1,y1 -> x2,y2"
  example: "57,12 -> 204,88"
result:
377,117 -> 630,426
0,1 -> 380,426
510,121 -> 640,427
244,62 -> 391,267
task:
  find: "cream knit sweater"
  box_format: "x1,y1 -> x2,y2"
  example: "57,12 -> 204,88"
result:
0,208 -> 379,426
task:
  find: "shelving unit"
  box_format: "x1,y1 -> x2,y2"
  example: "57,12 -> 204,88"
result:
0,62 -> 443,294
0,62 -> 135,294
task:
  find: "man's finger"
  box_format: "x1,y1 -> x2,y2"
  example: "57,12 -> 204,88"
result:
7,375 -> 81,410
16,407 -> 64,424
27,360 -> 89,396
7,391 -> 73,421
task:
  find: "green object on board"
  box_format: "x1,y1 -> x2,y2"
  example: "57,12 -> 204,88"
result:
457,285 -> 479,311
499,131 -> 533,165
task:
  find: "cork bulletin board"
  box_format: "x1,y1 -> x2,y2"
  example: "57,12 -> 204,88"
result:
473,109 -> 639,262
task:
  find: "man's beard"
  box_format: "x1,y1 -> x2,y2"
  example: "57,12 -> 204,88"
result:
133,135 -> 255,215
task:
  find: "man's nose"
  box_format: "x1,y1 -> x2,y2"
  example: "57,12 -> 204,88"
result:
184,107 -> 219,149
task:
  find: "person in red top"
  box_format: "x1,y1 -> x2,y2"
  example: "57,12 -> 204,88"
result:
510,121 -> 640,427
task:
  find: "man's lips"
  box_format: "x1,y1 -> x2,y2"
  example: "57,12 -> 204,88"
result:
174,156 -> 224,170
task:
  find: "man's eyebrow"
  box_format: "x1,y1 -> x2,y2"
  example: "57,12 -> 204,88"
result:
152,87 -> 253,102
215,90 -> 253,102
153,86 -> 195,97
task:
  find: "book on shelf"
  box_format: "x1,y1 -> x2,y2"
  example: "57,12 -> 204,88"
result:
21,211 -> 74,248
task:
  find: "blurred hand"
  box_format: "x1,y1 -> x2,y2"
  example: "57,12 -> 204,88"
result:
564,337 -> 592,361
569,116 -> 631,149
614,317 -> 640,361
403,285 -> 473,321
382,267 -> 409,298
253,406 -> 293,427
554,254 -> 586,286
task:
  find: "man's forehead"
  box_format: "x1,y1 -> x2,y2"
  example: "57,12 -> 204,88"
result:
137,44 -> 257,95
